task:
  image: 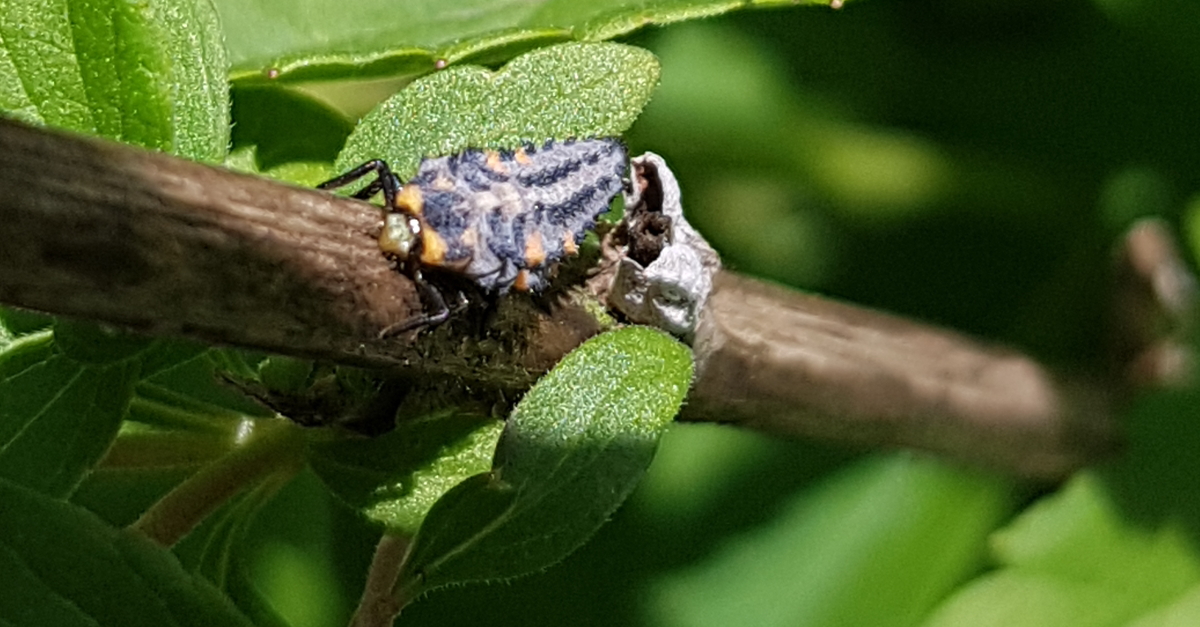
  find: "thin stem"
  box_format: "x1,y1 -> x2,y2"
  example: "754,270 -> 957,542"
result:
349,533 -> 413,627
129,418 -> 306,547
99,428 -> 232,469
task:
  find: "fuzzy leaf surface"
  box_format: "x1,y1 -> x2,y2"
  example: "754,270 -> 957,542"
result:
397,327 -> 693,596
309,412 -> 504,535
334,41 -> 659,178
0,0 -> 229,160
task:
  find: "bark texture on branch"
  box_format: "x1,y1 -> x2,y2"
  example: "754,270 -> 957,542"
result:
682,272 -> 1118,478
0,117 -> 417,364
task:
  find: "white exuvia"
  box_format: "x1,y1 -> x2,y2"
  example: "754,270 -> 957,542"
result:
609,152 -> 721,343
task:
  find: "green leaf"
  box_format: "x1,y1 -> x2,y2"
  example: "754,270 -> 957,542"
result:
1092,0 -> 1200,81
0,0 -> 94,130
1185,195 -> 1200,266
0,328 -> 54,374
309,411 -> 504,535
923,386 -> 1200,627
157,0 -> 232,162
989,474 -> 1200,592
0,477 -> 256,627
0,327 -> 203,497
138,350 -> 274,423
179,477 -> 295,627
334,41 -> 659,178
650,454 -> 1014,627
255,355 -> 318,394
0,332 -> 139,497
263,160 -> 339,187
136,340 -> 211,381
52,320 -> 155,364
213,0 -> 842,83
0,0 -> 229,161
0,307 -> 55,338
397,327 -> 692,596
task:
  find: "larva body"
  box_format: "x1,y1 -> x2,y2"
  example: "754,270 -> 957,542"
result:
380,138 -> 627,292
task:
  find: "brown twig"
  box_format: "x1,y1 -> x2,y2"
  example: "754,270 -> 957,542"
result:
349,534 -> 411,627
0,117 -> 418,364
682,272 -> 1119,478
128,417 -> 305,547
1,118 -> 1188,479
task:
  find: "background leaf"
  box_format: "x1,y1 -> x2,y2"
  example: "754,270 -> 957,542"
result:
922,384 -> 1200,627
649,454 -> 1014,627
334,41 -> 659,177
212,0 -> 840,83
398,327 -> 693,596
0,0 -> 229,160
0,477 -> 256,627
230,85 -> 353,170
0,330 -> 139,497
0,319 -> 227,499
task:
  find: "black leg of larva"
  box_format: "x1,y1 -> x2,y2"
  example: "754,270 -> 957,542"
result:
377,271 -> 456,337
317,159 -> 389,190
448,290 -> 470,316
351,179 -> 383,200
318,160 -> 403,209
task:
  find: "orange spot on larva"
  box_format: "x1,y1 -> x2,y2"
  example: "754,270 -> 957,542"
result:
485,150 -> 508,174
396,184 -> 423,215
524,232 -> 546,267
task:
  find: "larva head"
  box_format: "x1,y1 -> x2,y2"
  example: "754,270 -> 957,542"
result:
379,212 -> 421,258
380,182 -> 427,259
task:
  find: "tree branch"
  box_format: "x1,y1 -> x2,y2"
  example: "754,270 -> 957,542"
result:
683,272 -> 1119,478
1,118 -> 1188,479
0,117 -> 420,364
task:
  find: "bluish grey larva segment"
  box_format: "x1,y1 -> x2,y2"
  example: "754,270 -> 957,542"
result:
413,138 -> 628,292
